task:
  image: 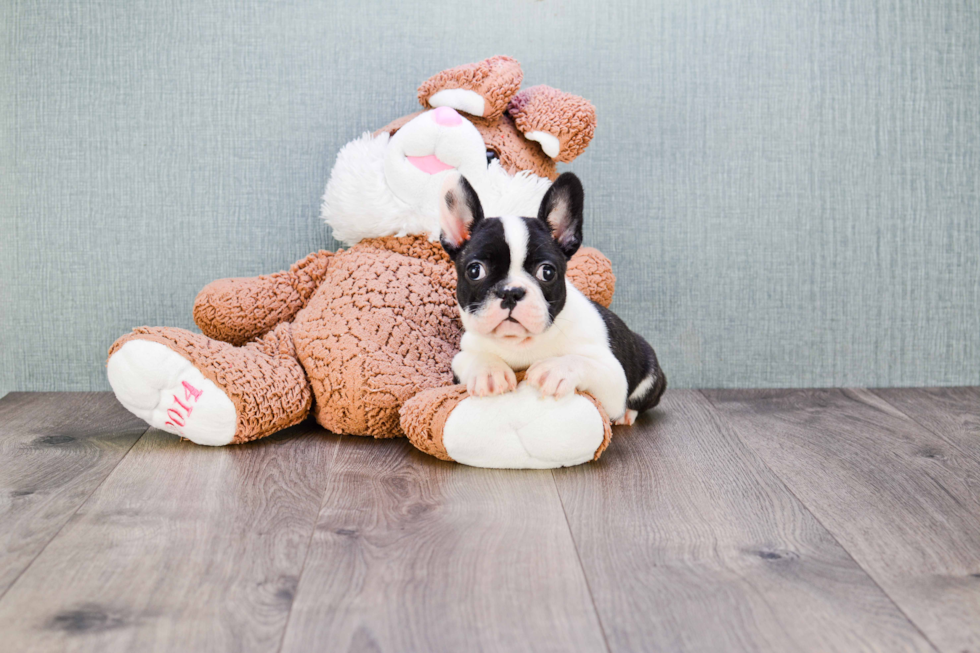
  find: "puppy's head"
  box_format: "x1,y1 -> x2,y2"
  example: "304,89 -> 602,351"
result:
439,171 -> 584,344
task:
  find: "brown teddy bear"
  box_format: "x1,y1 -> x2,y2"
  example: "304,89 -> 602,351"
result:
107,56 -> 618,468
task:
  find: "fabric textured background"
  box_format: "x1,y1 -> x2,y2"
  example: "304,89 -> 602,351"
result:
1,0 -> 978,396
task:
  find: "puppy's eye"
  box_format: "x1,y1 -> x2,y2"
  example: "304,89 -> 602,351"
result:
535,263 -> 558,283
486,149 -> 499,166
465,262 -> 487,281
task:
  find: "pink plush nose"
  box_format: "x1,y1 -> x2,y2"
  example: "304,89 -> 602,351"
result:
433,106 -> 462,127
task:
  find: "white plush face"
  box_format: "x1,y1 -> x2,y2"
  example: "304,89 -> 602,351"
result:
321,109 -> 551,246
384,107 -> 490,211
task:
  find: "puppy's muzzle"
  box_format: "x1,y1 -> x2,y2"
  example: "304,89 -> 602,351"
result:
496,286 -> 526,311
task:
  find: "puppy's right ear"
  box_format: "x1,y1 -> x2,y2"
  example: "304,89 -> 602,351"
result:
439,173 -> 484,260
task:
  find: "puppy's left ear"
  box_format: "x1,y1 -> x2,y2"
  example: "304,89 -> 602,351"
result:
537,172 -> 584,258
439,172 -> 485,260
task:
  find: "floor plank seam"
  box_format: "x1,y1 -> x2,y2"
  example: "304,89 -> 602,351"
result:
697,390 -> 946,653
274,432 -> 345,653
0,423 -> 151,605
550,470 -> 613,653
867,388 -> 980,467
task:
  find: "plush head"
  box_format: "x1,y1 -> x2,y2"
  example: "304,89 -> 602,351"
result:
438,171 -> 585,342
321,56 -> 596,246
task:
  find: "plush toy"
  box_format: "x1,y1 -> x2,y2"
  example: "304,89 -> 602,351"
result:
107,56 -> 618,468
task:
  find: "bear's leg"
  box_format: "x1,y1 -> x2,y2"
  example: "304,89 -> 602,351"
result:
107,323 -> 311,445
400,374 -> 613,469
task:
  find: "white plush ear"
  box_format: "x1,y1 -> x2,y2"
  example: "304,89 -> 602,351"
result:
537,172 -> 584,258
417,56 -> 523,121
524,131 -> 561,159
507,86 -> 597,163
429,89 -> 487,117
439,173 -> 485,258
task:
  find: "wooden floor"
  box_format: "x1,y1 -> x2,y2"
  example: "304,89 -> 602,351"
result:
0,389 -> 978,653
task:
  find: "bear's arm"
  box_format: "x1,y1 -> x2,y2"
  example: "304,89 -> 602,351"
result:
193,250 -> 334,346
566,247 -> 615,308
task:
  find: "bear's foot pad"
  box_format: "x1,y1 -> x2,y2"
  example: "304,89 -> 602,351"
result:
107,340 -> 237,446
442,383 -> 606,469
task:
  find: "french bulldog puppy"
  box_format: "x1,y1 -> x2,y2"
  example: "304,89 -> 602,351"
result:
439,172 -> 666,425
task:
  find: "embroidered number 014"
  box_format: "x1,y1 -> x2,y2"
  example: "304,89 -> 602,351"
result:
165,380 -> 204,432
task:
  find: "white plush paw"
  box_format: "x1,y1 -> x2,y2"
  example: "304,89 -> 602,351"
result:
465,362 -> 517,397
526,356 -> 583,399
612,409 -> 639,426
107,340 -> 237,446
442,382 -> 605,469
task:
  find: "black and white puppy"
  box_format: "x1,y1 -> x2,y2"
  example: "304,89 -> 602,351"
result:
439,171 -> 666,425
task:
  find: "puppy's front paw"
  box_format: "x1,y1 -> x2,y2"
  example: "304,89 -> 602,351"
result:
526,357 -> 583,399
466,363 -> 517,398
612,409 -> 639,426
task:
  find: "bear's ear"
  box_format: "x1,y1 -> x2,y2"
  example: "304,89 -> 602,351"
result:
418,56 -> 523,121
507,86 -> 597,164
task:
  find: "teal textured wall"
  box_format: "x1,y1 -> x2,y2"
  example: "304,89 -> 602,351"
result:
2,0 -> 978,395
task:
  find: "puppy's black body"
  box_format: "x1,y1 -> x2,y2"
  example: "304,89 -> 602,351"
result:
591,301 -> 667,413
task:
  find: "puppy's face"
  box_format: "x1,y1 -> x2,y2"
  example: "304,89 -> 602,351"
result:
439,172 -> 584,344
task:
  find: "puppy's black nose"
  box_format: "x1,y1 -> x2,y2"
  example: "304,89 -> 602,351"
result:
497,287 -> 526,310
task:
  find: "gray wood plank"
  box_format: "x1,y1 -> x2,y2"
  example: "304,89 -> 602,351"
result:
0,423 -> 336,653
554,389 -> 936,653
871,387 -> 980,453
871,388 -> 980,511
0,392 -> 148,598
703,388 -> 980,653
280,436 -> 608,653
